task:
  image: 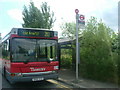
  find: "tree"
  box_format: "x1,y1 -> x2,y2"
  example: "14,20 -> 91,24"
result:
22,2 -> 55,29
60,22 -> 76,40
80,17 -> 117,82
41,2 -> 55,29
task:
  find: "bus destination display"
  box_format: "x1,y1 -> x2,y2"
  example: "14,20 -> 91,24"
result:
18,29 -> 54,37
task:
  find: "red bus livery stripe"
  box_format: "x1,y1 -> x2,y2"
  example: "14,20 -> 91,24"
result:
10,34 -> 58,39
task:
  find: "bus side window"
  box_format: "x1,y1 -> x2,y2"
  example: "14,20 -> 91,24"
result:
2,40 -> 10,60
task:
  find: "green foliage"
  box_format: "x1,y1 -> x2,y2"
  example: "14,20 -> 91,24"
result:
60,16 -> 118,84
61,49 -> 72,68
80,17 -> 118,83
41,2 -> 55,29
22,2 -> 55,29
61,22 -> 76,39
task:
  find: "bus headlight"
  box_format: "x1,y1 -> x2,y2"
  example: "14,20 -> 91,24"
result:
54,66 -> 59,70
10,73 -> 16,77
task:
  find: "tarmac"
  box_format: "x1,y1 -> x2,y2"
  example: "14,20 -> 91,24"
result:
58,69 -> 119,88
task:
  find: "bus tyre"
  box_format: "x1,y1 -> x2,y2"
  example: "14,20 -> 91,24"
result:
4,69 -> 7,80
4,68 -> 6,77
4,69 -> 15,84
2,67 -> 5,76
4,69 -> 9,82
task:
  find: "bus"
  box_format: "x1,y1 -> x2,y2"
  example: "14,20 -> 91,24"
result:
0,28 -> 59,84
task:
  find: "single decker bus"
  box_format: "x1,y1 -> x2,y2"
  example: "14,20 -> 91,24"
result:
0,28 -> 59,84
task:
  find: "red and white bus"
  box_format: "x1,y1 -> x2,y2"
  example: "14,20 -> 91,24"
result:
0,28 -> 59,84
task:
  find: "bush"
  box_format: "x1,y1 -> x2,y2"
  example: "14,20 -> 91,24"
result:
61,55 -> 72,68
60,49 -> 72,68
78,17 -> 118,84
79,44 -> 118,83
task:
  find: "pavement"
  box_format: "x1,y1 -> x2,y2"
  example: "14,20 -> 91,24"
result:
58,69 -> 119,88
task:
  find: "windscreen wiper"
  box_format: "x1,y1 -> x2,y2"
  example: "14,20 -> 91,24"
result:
47,59 -> 51,63
23,59 -> 29,64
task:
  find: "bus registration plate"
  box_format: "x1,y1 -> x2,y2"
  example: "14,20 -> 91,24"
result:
32,77 -> 44,81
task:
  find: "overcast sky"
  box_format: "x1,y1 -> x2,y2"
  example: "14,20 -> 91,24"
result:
0,0 -> 119,38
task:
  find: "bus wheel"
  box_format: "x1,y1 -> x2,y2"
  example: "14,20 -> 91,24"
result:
3,68 -> 6,77
4,69 -> 15,84
4,69 -> 9,81
4,69 -> 7,79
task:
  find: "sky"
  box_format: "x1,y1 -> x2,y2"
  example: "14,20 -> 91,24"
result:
0,0 -> 119,38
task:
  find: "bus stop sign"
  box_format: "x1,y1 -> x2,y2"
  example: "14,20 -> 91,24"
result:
75,9 -> 79,14
79,15 -> 85,20
78,14 -> 85,28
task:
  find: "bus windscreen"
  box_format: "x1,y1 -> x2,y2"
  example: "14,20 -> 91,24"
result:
12,38 -> 57,62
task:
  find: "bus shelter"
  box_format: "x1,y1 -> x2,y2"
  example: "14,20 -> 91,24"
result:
58,38 -> 76,69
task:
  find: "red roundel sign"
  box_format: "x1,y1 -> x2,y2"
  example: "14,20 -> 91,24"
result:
75,9 -> 79,14
79,15 -> 85,20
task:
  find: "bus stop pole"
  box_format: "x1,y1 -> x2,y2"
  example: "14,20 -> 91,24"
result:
75,11 -> 79,80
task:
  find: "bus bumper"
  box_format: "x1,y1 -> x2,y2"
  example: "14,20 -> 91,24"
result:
6,71 -> 59,84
